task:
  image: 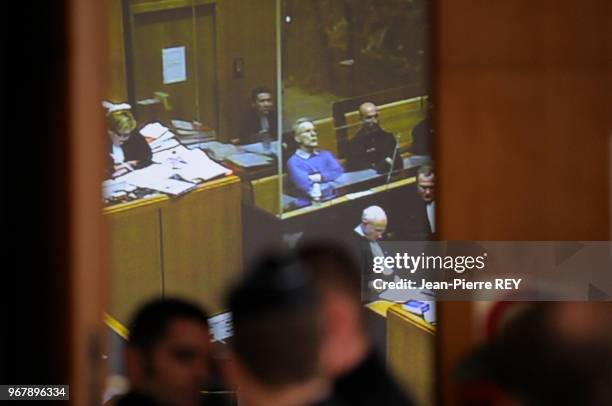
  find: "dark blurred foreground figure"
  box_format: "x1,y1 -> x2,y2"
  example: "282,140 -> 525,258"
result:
110,298 -> 224,406
457,302 -> 612,406
296,241 -> 416,406
224,254 -> 331,406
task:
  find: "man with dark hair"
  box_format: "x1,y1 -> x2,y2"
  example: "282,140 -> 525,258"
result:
415,164 -> 435,234
392,163 -> 435,241
237,86 -> 277,145
224,253 -> 331,406
295,241 -> 416,406
408,116 -> 432,161
114,298 -> 215,406
346,102 -> 403,174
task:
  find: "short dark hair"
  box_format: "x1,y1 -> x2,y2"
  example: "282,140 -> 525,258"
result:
128,298 -> 210,354
251,86 -> 272,101
227,252 -> 321,389
295,240 -> 362,303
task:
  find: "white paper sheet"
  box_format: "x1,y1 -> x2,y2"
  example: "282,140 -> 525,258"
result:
152,146 -> 231,182
102,179 -> 128,199
151,138 -> 180,153
162,46 -> 187,84
139,122 -> 169,139
174,149 -> 232,182
208,312 -> 233,343
116,164 -> 175,187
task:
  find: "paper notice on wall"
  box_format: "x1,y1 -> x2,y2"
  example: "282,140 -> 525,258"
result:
162,46 -> 187,84
209,312 -> 233,343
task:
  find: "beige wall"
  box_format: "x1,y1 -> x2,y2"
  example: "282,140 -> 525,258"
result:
105,0 -> 276,141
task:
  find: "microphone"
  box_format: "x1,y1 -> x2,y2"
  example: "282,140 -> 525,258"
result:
385,134 -> 401,184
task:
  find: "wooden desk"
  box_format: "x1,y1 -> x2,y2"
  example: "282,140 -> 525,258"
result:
106,196 -> 165,328
387,304 -> 435,406
105,176 -> 242,325
281,176 -> 416,220
242,175 -> 417,267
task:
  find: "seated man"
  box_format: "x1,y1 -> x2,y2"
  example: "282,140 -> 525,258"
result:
237,86 -> 277,145
346,205 -> 395,301
287,118 -> 344,206
346,102 -> 403,174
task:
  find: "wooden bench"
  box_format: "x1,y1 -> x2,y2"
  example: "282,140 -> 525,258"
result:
312,117 -> 337,156
251,174 -> 283,215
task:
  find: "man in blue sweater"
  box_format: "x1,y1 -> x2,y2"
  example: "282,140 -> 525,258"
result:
287,118 -> 344,207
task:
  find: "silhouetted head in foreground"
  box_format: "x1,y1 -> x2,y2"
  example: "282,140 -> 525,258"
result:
123,298 -> 212,406
457,302 -> 612,406
225,252 -> 328,406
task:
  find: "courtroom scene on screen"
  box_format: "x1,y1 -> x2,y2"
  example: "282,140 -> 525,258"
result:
102,1 -> 435,404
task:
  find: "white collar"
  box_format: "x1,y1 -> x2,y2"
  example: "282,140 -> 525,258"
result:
295,148 -> 319,159
354,224 -> 365,237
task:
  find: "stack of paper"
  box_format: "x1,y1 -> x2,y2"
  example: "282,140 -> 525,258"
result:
112,141 -> 231,198
150,138 -> 180,153
102,179 -> 128,200
226,152 -> 273,168
153,145 -> 192,166
139,122 -> 180,152
140,122 -> 169,139
175,149 -> 232,182
153,146 -> 232,182
141,177 -> 196,196
201,141 -> 241,161
117,164 -> 195,196
171,120 -> 216,144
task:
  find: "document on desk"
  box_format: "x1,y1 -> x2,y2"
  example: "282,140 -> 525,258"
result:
171,119 -> 197,131
117,164 -> 175,187
115,164 -> 195,196
102,179 -> 128,199
201,141 -> 241,161
116,147 -> 230,197
173,148 -> 232,182
153,145 -> 231,182
143,177 -> 196,196
140,122 -> 170,139
149,130 -> 175,144
226,152 -> 273,168
151,138 -> 180,153
152,145 -> 192,165
242,141 -> 280,157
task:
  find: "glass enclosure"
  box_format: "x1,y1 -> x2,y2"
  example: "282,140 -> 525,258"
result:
103,0 -> 431,218
102,0 -> 434,402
